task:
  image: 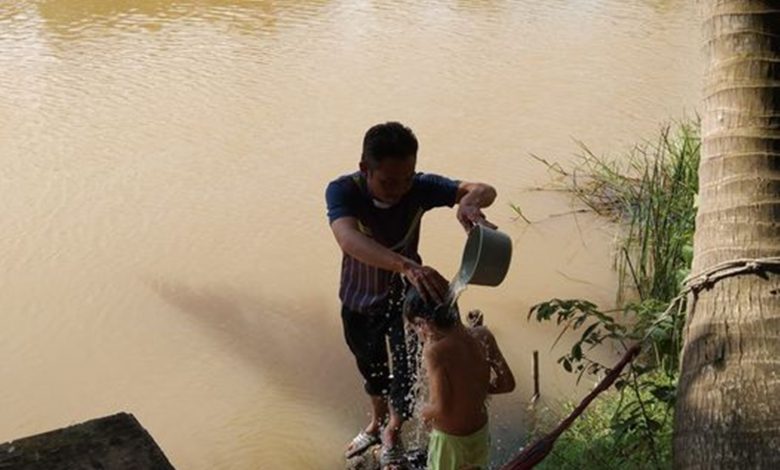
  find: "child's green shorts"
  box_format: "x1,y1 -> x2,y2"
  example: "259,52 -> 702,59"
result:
427,423 -> 490,470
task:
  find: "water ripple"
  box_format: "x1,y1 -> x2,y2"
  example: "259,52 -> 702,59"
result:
0,1 -> 701,468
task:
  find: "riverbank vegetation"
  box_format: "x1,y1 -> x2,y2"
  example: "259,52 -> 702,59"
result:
526,121 -> 699,469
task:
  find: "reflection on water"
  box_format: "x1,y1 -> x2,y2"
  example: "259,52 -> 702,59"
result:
34,0 -> 333,38
0,0 -> 701,468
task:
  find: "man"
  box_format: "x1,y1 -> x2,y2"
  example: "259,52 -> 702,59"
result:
325,121 -> 497,468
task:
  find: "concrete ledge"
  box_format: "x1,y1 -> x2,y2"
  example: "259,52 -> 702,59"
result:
0,413 -> 175,470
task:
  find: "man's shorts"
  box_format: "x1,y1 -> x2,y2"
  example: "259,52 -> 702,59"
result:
341,303 -> 416,418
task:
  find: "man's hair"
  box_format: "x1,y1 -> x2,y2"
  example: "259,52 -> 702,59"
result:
403,287 -> 458,329
361,122 -> 419,169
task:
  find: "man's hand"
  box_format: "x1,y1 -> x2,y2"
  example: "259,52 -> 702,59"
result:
402,262 -> 449,304
456,204 -> 498,232
455,181 -> 497,232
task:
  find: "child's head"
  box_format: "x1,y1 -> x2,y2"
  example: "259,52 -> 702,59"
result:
403,288 -> 458,333
359,122 -> 418,205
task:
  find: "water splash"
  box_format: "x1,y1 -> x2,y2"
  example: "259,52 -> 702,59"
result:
406,330 -> 429,449
448,272 -> 468,308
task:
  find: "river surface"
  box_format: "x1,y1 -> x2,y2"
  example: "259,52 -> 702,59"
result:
0,1 -> 701,468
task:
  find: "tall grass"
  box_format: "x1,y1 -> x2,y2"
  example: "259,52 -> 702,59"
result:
525,121 -> 700,469
532,121 -> 699,304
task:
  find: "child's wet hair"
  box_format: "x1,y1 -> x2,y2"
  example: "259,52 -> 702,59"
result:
403,287 -> 458,329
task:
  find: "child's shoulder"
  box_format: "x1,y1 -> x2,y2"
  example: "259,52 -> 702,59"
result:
467,326 -> 500,359
468,325 -> 496,342
425,332 -> 466,355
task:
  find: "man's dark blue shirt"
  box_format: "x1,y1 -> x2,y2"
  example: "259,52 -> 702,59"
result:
325,171 -> 459,312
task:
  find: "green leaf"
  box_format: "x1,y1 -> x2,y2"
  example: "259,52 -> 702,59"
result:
571,344 -> 583,361
580,323 -> 601,345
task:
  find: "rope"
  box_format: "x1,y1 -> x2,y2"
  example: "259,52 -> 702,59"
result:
683,256 -> 780,294
638,256 -> 780,341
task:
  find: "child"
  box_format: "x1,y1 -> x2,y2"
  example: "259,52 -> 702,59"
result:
404,289 -> 515,470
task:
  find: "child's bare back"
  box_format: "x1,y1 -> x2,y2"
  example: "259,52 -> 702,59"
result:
422,324 -> 491,436
421,322 -> 515,435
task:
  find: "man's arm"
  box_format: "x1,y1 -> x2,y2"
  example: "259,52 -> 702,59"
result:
421,344 -> 452,425
455,181 -> 498,231
330,217 -> 409,273
330,217 -> 449,303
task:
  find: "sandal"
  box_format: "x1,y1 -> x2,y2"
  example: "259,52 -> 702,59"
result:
379,443 -> 406,469
345,430 -> 380,459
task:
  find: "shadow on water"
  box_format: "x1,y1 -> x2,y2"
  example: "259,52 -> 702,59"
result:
144,279 -> 386,468
146,279 -> 359,420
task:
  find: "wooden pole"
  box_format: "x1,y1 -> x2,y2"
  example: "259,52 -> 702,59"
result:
531,350 -> 540,403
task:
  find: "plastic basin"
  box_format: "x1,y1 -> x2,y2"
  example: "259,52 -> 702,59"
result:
457,225 -> 512,286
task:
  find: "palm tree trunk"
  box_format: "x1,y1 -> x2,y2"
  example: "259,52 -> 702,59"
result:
674,1 -> 780,467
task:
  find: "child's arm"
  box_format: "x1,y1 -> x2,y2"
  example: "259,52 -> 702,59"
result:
421,344 -> 452,425
485,330 -> 515,394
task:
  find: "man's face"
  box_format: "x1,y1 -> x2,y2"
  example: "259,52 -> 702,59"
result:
362,156 -> 415,206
